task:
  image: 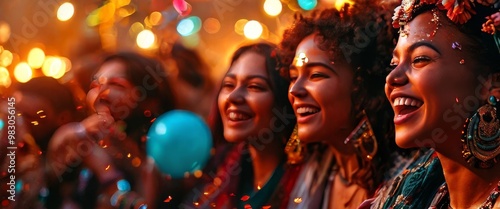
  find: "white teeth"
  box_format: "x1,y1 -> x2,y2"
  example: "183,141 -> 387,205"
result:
394,97 -> 423,107
297,107 -> 319,114
228,112 -> 249,120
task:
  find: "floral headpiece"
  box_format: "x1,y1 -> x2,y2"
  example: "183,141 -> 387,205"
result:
392,0 -> 499,34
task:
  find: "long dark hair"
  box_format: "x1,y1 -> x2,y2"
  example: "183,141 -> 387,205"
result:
209,42 -> 295,148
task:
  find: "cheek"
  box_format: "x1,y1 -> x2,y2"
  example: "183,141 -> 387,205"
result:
217,93 -> 226,114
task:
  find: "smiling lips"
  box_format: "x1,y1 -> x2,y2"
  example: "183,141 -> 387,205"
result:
227,110 -> 251,121
393,96 -> 423,124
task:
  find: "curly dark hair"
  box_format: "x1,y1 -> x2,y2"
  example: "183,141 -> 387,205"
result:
279,0 -> 400,193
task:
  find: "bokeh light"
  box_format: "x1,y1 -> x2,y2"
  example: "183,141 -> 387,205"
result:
60,57 -> 72,72
129,22 -> 144,38
177,16 -> 202,37
203,18 -> 221,34
0,67 -> 11,87
14,62 -> 33,83
136,29 -> 155,49
117,5 -> 136,18
335,0 -> 354,10
149,11 -> 163,26
264,0 -> 282,16
27,48 -> 45,69
57,2 -> 75,21
42,57 -> 66,79
234,19 -> 248,35
0,50 -> 13,67
243,20 -> 263,40
298,0 -> 318,10
0,21 -> 10,43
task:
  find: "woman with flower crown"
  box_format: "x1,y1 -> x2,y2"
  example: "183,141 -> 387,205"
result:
366,0 -> 500,208
278,0 -> 408,208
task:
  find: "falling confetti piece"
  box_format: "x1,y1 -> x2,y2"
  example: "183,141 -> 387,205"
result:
459,59 -> 465,65
262,205 -> 271,209
241,195 -> 250,201
164,196 -> 172,202
294,197 -> 303,204
452,42 -> 462,50
105,165 -> 110,170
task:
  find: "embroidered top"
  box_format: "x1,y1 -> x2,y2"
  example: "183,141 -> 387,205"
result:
368,149 -> 445,209
183,142 -> 301,209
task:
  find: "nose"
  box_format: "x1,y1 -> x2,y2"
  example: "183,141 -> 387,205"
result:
386,65 -> 408,88
226,87 -> 245,104
289,80 -> 307,98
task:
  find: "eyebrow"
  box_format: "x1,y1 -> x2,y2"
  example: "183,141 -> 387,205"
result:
290,62 -> 337,75
224,73 -> 271,85
408,41 -> 442,55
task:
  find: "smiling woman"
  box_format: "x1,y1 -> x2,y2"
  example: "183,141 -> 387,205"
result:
278,0 -> 404,208
184,43 -> 298,209
370,0 -> 500,208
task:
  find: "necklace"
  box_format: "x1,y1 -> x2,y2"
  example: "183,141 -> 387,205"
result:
442,180 -> 500,209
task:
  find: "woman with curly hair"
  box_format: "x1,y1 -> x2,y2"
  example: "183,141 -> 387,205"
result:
368,0 -> 500,208
278,0 -> 405,208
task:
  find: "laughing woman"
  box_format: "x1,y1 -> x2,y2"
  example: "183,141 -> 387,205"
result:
184,43 -> 297,209
370,0 -> 500,208
278,1 -> 404,208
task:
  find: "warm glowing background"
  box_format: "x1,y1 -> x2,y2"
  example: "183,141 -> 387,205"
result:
0,0 -> 351,92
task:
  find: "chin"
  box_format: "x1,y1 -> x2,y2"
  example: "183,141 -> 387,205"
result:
297,128 -> 323,144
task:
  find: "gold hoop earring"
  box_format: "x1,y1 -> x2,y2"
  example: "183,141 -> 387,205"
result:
344,110 -> 378,161
285,125 -> 305,164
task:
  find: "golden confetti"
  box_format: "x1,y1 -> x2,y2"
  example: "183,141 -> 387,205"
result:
257,185 -> 261,190
294,197 -> 302,204
31,121 -> 39,126
105,165 -> 110,170
193,202 -> 199,206
127,153 -> 131,158
211,202 -> 217,208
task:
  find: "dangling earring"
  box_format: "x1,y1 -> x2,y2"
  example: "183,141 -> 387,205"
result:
344,110 -> 378,191
462,95 -> 500,169
285,125 -> 305,164
344,110 -> 378,162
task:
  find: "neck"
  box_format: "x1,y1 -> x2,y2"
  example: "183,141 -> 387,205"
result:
248,139 -> 284,189
331,145 -> 359,184
436,148 -> 500,208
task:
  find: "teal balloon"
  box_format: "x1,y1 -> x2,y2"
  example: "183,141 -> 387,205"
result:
298,0 -> 317,10
147,110 -> 212,178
